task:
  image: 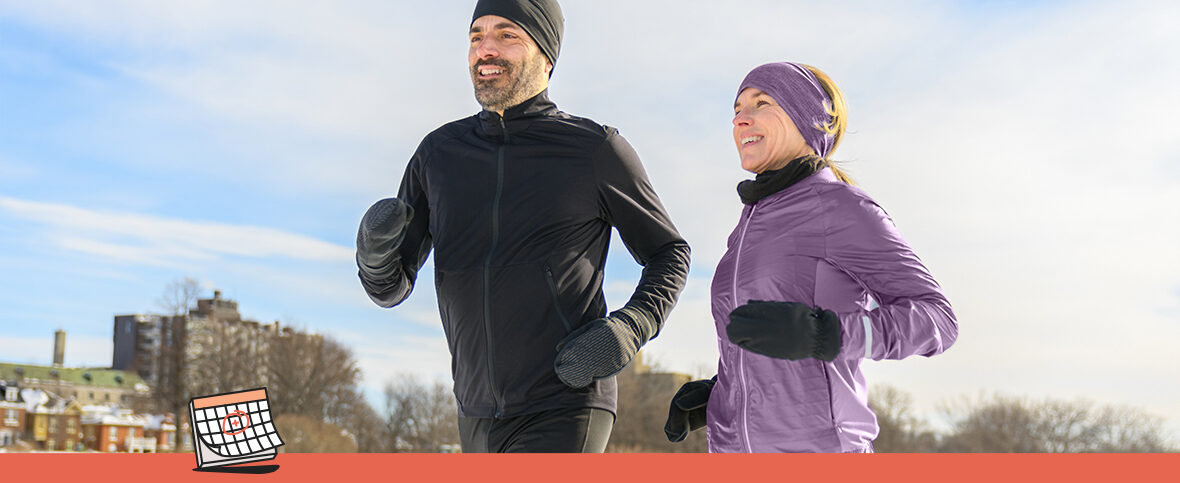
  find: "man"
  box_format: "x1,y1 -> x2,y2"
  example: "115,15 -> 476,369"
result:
356,0 -> 689,453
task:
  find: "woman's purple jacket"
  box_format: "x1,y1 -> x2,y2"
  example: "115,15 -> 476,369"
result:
707,168 -> 958,453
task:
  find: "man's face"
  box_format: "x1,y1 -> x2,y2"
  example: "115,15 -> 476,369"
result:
469,15 -> 550,113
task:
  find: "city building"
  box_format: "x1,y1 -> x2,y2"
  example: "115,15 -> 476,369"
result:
112,291 -> 282,392
21,389 -> 84,451
1,330 -> 155,451
0,382 -> 24,447
81,405 -> 150,453
0,362 -> 150,407
143,413 -> 178,452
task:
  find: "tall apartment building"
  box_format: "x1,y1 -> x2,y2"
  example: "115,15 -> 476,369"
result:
112,291 -> 282,399
111,313 -> 176,389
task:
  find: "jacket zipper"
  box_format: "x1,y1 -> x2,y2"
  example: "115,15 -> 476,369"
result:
732,203 -> 757,452
544,265 -> 573,333
483,116 -> 509,418
820,360 -> 841,446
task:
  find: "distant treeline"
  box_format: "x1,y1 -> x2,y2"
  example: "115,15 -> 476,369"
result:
286,350 -> 1173,453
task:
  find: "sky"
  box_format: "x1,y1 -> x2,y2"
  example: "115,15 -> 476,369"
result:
1,1 -> 1178,437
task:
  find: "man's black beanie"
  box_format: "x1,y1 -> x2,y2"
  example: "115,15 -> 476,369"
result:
472,0 -> 564,75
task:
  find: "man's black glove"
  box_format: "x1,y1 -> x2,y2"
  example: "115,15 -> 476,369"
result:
554,310 -> 655,388
356,198 -> 413,281
726,300 -> 841,361
664,376 -> 716,443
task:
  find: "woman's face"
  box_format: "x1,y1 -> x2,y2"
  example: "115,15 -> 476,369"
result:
733,87 -> 813,174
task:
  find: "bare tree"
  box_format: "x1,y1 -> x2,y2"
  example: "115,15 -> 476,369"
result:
869,385 -> 939,452
152,277 -> 203,451
382,374 -> 459,452
327,389 -> 389,453
267,329 -> 361,422
139,278 -> 390,453
1088,404 -> 1172,452
156,277 -> 202,318
275,414 -> 358,453
185,319 -> 259,397
864,388 -> 1180,453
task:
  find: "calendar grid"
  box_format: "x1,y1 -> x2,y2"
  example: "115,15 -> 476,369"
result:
189,387 -> 284,467
193,398 -> 283,456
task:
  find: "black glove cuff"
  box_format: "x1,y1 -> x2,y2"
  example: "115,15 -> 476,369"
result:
812,309 -> 842,361
356,251 -> 402,281
610,307 -> 657,343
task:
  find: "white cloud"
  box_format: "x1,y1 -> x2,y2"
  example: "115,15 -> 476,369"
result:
0,196 -> 352,265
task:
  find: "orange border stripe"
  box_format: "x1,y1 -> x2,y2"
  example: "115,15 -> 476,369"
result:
191,389 -> 267,409
6,453 -> 1179,483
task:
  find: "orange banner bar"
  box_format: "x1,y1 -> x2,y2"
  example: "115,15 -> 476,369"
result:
5,453 -> 1179,483
191,388 -> 268,409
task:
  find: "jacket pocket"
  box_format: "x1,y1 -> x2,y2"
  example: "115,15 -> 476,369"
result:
544,263 -> 574,333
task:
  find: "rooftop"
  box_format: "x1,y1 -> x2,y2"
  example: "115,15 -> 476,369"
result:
0,362 -> 148,390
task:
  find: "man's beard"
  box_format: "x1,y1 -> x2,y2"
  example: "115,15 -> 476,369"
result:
471,53 -> 546,113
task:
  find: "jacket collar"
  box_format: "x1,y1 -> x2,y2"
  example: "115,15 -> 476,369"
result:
738,155 -> 828,205
477,89 -> 559,140
753,167 -> 839,207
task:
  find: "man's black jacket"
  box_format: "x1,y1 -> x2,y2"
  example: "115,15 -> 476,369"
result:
359,90 -> 690,418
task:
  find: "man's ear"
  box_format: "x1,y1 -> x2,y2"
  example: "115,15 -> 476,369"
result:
545,60 -> 553,74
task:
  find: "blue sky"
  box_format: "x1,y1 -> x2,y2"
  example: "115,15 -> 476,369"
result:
2,1 -> 1178,436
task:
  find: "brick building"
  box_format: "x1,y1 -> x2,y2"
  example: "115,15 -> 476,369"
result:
143,413 -> 178,452
81,406 -> 151,453
0,383 -> 24,447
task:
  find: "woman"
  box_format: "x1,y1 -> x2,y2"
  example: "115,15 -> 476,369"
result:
663,62 -> 958,452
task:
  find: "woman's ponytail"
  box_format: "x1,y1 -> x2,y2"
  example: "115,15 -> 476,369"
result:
803,64 -> 854,185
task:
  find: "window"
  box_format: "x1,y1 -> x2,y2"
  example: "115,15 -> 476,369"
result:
108,427 -> 117,442
89,392 -> 95,400
104,394 -> 110,401
108,443 -> 116,452
4,387 -> 15,402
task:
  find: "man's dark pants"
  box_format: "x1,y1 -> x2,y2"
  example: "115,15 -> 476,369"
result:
458,407 -> 614,453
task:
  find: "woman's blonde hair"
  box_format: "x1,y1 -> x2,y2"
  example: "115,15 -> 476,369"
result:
802,64 -> 853,185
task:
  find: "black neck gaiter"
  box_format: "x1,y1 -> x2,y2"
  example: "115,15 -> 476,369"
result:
737,155 -> 828,205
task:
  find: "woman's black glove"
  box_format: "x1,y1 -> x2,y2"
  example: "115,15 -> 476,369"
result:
726,300 -> 841,361
664,376 -> 716,442
356,198 -> 413,281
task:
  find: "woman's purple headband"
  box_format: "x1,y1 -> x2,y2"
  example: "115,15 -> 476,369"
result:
736,62 -> 835,158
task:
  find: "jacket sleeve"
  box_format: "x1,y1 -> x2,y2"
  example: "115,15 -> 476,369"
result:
592,130 -> 691,339
358,143 -> 434,308
821,186 -> 957,361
